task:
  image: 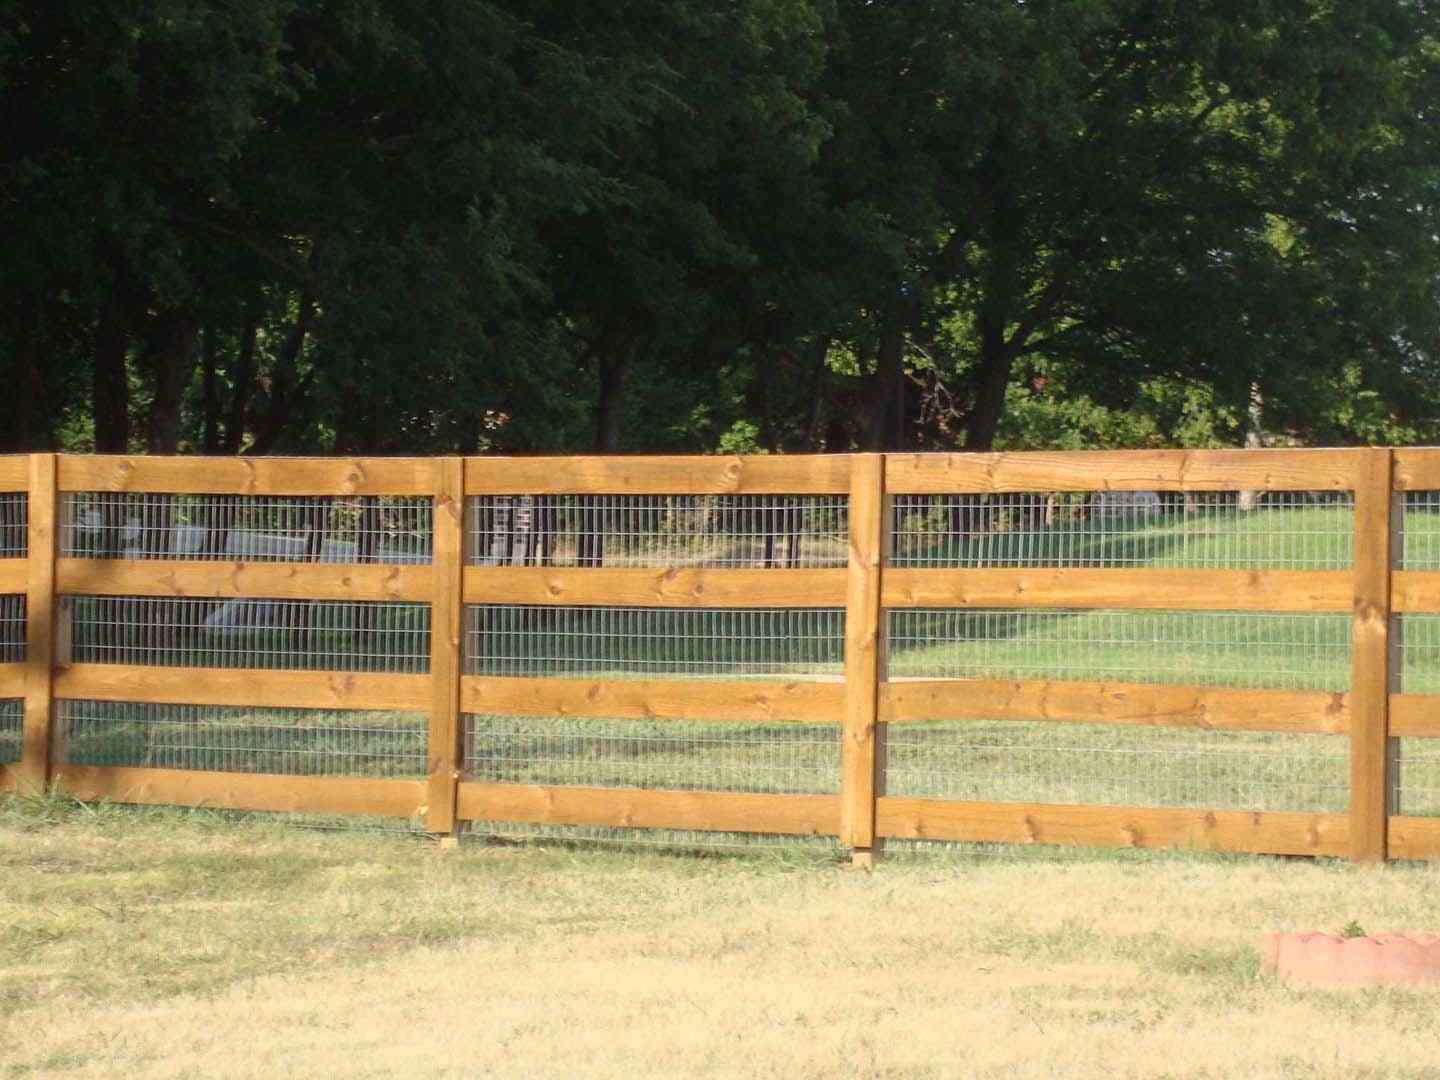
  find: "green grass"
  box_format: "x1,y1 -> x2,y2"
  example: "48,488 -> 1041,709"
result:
4,804 -> 1440,1078
894,501 -> 1359,570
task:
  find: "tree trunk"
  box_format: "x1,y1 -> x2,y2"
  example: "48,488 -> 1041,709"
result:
247,290 -> 317,455
802,335 -> 832,450
594,350 -> 629,453
93,295 -> 132,452
146,313 -> 199,454
863,325 -> 907,450
962,314 -> 1014,453
201,325 -> 221,454
1238,383 -> 1264,511
222,308 -> 260,453
7,309 -> 47,451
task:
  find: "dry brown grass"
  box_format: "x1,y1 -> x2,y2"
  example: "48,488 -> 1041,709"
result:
4,798 -> 1440,1078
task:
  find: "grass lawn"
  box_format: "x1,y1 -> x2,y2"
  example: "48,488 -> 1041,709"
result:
3,796 -> 1440,1079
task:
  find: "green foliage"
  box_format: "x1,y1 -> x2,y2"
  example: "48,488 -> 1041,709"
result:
4,1 -> 1439,454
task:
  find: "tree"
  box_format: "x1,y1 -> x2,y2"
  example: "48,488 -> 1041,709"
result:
803,0 -> 1440,451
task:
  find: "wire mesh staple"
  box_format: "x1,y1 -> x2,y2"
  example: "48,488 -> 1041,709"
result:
59,700 -> 428,777
0,697 -> 20,765
1403,491 -> 1440,570
883,722 -> 1349,813
887,609 -> 1352,691
467,494 -> 848,568
465,714 -> 839,794
465,606 -> 845,680
889,490 -> 1354,569
62,493 -> 432,564
68,595 -> 429,672
0,595 -> 24,663
0,494 -> 26,558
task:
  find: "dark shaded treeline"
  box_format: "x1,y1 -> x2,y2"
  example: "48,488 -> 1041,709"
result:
5,0 -> 1440,456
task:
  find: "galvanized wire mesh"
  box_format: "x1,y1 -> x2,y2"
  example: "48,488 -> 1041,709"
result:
887,609 -> 1351,691
1393,738 -> 1440,818
68,596 -> 429,672
1402,490 -> 1440,570
0,697 -> 20,764
883,722 -> 1349,813
59,700 -> 427,776
0,494 -> 26,557
890,491 -> 1353,568
0,595 -> 24,662
1394,614 -> 1440,822
464,715 -> 839,794
467,495 -> 847,568
466,605 -> 844,679
1397,614 -> 1440,694
61,493 -> 432,563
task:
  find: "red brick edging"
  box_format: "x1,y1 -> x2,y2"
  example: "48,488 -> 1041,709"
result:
1260,933 -> 1440,986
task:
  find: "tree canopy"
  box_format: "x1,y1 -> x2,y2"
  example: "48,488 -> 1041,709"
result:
5,0 -> 1439,455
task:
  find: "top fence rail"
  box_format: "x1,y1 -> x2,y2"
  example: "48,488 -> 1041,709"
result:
0,458 -> 28,492
3,447 -> 1432,496
56,456 -> 436,496
886,449 -> 1361,493
464,456 -> 852,495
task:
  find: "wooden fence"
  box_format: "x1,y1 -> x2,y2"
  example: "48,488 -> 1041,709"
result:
0,449 -> 1437,864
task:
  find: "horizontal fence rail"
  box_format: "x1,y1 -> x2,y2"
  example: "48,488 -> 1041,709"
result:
1,449 -> 1438,865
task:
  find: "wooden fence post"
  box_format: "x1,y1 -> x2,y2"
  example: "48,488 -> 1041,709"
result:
1350,447 -> 1394,863
426,456 -> 466,841
19,453 -> 57,794
843,453 -> 885,867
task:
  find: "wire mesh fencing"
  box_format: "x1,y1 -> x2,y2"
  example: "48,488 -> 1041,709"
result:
1394,612 -> 1440,822
59,700 -> 428,777
882,605 -> 1353,820
68,596 -> 430,672
464,714 -> 839,794
887,609 -> 1352,691
1402,490 -> 1440,570
465,605 -> 845,680
883,723 -> 1350,813
1393,739 -> 1440,818
61,493 -> 433,564
0,595 -> 24,663
0,697 -> 20,765
1397,614 -> 1440,695
466,494 -> 847,568
889,490 -> 1354,569
0,494 -> 26,558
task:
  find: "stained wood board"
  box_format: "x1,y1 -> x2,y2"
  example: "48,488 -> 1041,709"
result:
882,568 -> 1352,612
55,664 -> 429,711
881,679 -> 1349,735
461,676 -> 844,724
457,782 -> 841,837
875,797 -> 1349,858
463,566 -> 847,607
886,449 -> 1359,494
465,455 -> 851,495
57,559 -> 433,602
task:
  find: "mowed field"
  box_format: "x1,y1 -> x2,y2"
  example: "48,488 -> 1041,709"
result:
4,797 -> 1440,1079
